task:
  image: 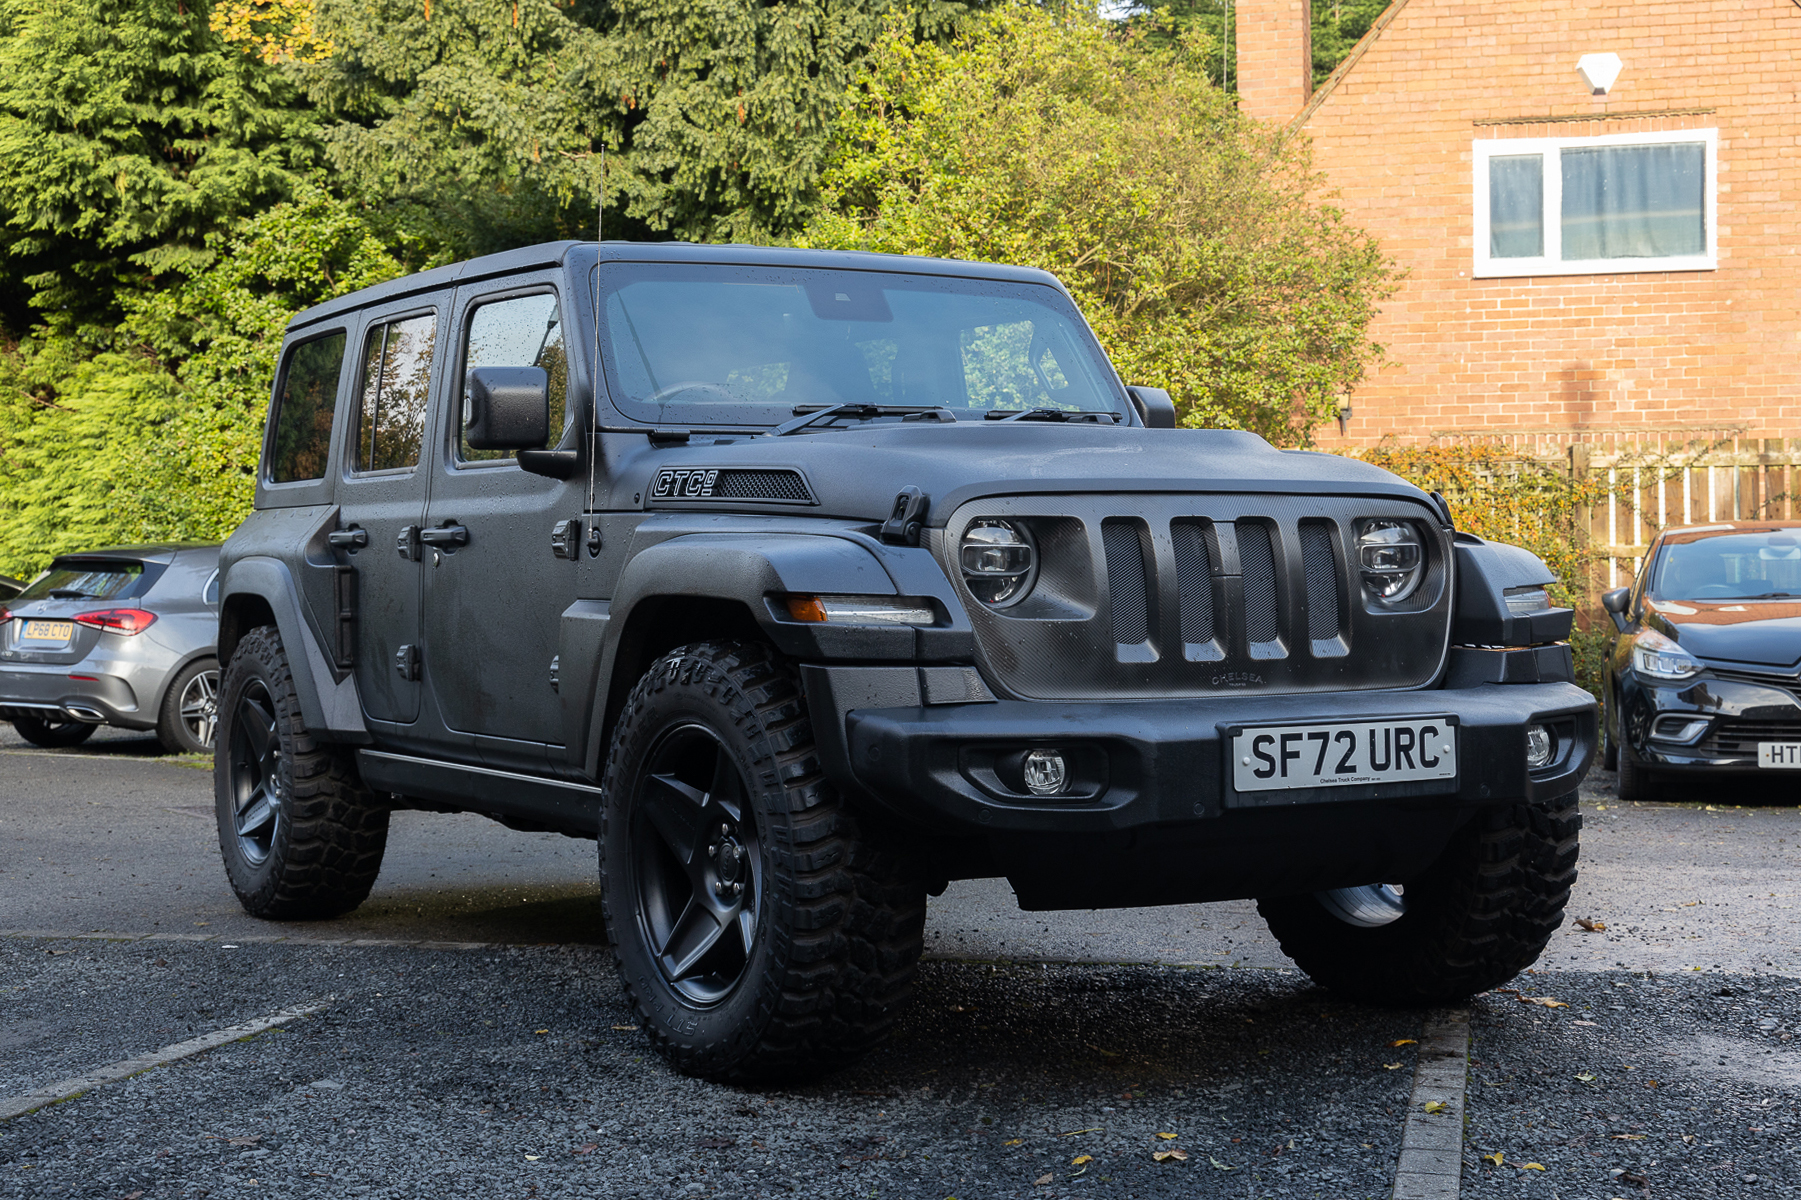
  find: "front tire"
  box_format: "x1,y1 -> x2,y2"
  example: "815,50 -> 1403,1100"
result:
1616,746 -> 1657,801
11,715 -> 97,748
214,626 -> 389,919
599,642 -> 927,1082
1258,792 -> 1581,1004
157,657 -> 220,754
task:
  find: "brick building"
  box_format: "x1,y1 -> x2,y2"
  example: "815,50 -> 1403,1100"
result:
1237,0 -> 1801,450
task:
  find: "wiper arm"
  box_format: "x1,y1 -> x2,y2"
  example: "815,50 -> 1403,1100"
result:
986,408 -> 1119,423
48,589 -> 91,599
767,404 -> 956,437
1746,591 -> 1801,599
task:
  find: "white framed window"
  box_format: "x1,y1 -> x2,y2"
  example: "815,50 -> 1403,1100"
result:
1472,128 -> 1717,278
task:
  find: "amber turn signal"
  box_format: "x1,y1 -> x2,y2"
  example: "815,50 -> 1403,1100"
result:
785,595 -> 829,623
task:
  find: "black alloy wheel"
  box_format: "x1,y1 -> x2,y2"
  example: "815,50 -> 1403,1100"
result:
632,724 -> 765,1005
226,678 -> 283,865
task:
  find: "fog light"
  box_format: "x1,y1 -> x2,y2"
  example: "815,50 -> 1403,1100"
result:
1022,749 -> 1068,796
1526,724 -> 1555,769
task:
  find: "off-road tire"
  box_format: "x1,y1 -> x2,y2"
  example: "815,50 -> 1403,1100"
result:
599,641 -> 927,1082
11,715 -> 97,747
214,625 -> 389,919
1616,747 -> 1657,802
157,656 -> 219,754
1258,792 -> 1581,1004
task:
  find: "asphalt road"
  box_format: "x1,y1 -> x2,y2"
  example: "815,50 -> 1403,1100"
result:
2,724 -> 1798,1198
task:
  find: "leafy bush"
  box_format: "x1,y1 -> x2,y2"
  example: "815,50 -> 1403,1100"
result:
797,3 -> 1394,445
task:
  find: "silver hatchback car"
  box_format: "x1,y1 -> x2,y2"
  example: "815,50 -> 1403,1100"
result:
0,544 -> 221,753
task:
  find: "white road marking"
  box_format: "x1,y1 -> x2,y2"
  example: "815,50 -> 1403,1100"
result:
0,998 -> 332,1121
1391,1007 -> 1471,1200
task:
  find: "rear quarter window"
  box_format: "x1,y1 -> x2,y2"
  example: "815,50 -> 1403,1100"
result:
269,331 -> 347,483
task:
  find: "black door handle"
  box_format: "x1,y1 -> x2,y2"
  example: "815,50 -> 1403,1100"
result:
419,524 -> 469,547
328,528 -> 368,549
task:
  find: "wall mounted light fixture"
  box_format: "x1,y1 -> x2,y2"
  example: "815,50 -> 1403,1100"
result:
1576,52 -> 1623,95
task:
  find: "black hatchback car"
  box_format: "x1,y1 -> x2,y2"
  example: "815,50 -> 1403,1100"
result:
1602,520 -> 1801,799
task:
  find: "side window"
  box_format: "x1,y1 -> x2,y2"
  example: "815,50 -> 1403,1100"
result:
354,314 -> 436,473
268,332 -> 345,483
460,293 -> 568,463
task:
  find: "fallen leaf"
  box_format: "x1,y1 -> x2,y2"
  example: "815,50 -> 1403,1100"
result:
1644,1079 -> 1660,1088
1390,1039 -> 1417,1047
1208,1155 -> 1235,1171
225,1136 -> 262,1146
524,1154 -> 541,1161
1522,1161 -> 1546,1170
611,1024 -> 638,1032
1004,1138 -> 1024,1147
1576,1072 -> 1598,1083
1574,1020 -> 1599,1026
1156,1132 -> 1178,1140
1034,1173 -> 1053,1185
1482,1151 -> 1504,1166
573,1144 -> 597,1154
1061,1128 -> 1102,1137
1576,919 -> 1608,932
534,1029 -> 550,1035
1611,1134 -> 1646,1141
1620,1170 -> 1650,1186
1519,996 -> 1570,1008
1072,1155 -> 1093,1165
1422,1101 -> 1446,1114
1383,1062 -> 1404,1070
1152,1149 -> 1188,1163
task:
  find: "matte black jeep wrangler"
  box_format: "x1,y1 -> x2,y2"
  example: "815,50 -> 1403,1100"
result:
215,241 -> 1595,1080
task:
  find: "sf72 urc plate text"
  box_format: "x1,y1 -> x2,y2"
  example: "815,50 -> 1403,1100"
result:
1232,718 -> 1458,792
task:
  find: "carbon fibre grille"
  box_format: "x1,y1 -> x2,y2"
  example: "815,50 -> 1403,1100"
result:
1102,521 -> 1150,646
1172,522 -> 1215,644
1237,523 -> 1279,645
1701,719 -> 1801,753
1300,523 -> 1340,642
710,469 -> 813,502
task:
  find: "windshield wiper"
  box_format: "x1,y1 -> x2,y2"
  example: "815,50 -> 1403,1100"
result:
48,588 -> 93,599
1745,591 -> 1801,599
985,408 -> 1119,423
767,404 -> 956,437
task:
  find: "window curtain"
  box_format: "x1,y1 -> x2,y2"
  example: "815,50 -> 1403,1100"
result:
1488,154 -> 1544,258
1561,143 -> 1705,259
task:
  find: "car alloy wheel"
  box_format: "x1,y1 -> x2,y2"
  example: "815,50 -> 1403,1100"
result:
179,667 -> 220,749
226,678 -> 283,865
630,722 -> 764,1006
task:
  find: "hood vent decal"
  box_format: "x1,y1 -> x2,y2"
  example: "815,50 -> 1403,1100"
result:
650,468 -> 816,505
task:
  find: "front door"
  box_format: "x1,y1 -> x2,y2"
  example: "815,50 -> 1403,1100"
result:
339,301 -> 443,727
419,277 -> 582,766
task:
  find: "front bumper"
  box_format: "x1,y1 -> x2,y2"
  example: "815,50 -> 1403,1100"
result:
1618,668 -> 1801,773
804,666 -> 1596,908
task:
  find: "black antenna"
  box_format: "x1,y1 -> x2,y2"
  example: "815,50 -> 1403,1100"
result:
588,143 -> 604,513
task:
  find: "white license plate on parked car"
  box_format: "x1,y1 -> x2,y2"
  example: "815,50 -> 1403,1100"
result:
19,620 -> 73,643
1232,718 -> 1458,792
1757,743 -> 1801,769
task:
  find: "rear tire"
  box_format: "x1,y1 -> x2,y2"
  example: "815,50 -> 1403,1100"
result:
214,626 -> 389,919
157,657 -> 220,754
1616,748 -> 1656,801
599,641 -> 927,1082
1259,792 -> 1581,1004
11,716 -> 97,748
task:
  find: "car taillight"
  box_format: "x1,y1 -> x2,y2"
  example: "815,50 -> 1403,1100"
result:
73,608 -> 157,635
0,604 -> 10,624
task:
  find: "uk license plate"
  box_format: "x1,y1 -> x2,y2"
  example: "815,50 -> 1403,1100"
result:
1757,743 -> 1801,769
19,620 -> 74,643
1232,718 -> 1458,792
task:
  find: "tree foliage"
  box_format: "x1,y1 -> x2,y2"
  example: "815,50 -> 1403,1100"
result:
799,4 -> 1393,444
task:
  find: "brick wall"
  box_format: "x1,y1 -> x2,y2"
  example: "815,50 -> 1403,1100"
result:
1236,0 -> 1313,122
1275,0 -> 1801,449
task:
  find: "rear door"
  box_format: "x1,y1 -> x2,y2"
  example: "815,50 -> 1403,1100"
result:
418,274 -> 582,768
338,301 -> 444,727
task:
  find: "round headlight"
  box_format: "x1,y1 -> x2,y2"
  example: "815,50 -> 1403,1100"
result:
960,520 -> 1037,606
1356,519 -> 1425,604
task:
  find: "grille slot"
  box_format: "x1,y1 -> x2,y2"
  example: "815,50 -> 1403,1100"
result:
1701,719 -> 1801,753
1172,522 -> 1215,644
1102,521 -> 1151,647
1300,523 -> 1341,644
1237,522 -> 1280,647
710,469 -> 813,502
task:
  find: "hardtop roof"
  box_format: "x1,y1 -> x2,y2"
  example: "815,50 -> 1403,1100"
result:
287,241 -> 1067,334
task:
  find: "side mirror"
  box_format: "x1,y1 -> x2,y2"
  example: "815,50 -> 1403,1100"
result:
466,366 -> 550,451
1125,385 -> 1177,429
1601,586 -> 1631,633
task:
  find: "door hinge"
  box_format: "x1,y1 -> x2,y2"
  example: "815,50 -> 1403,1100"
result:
549,654 -> 560,693
881,486 -> 929,546
333,564 -> 356,669
551,519 -> 581,560
396,525 -> 422,562
394,643 -> 420,681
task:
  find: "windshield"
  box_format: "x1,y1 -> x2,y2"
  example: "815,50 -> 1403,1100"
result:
16,559 -> 146,602
597,264 -> 1125,427
1650,531 -> 1801,600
